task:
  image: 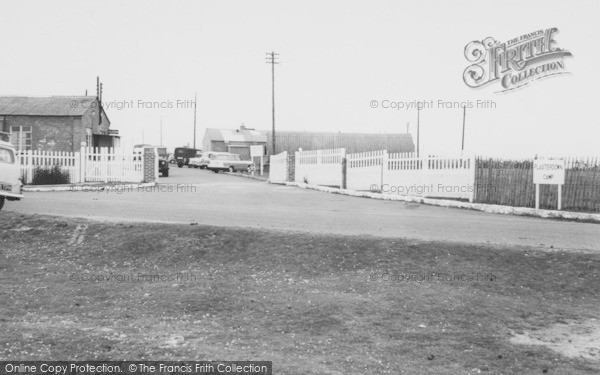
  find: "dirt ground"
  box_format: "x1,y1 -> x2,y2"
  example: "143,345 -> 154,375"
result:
1,211 -> 600,374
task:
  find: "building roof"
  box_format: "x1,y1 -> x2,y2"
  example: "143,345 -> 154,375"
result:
0,96 -> 98,116
265,130 -> 415,155
204,127 -> 268,143
203,126 -> 415,155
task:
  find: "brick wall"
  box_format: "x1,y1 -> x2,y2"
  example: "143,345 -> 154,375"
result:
143,148 -> 157,183
2,115 -> 80,152
287,153 -> 295,182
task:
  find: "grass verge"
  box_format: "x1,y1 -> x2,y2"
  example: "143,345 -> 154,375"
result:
1,212 -> 599,374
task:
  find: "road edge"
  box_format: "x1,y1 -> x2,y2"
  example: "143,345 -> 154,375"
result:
283,181 -> 600,223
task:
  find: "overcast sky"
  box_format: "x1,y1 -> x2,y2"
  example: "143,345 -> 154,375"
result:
0,0 -> 598,157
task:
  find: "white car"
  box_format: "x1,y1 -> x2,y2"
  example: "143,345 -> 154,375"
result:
194,151 -> 228,169
188,151 -> 205,168
0,133 -> 24,210
207,153 -> 254,173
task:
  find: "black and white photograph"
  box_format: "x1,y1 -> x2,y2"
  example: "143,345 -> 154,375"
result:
0,1 -> 599,374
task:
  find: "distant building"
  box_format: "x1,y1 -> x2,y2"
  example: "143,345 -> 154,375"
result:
202,125 -> 267,160
265,130 -> 414,155
0,96 -> 118,152
202,125 -> 415,158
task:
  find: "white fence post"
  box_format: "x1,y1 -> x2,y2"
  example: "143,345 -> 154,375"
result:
381,149 -> 388,189
27,150 -> 33,184
102,148 -> 108,183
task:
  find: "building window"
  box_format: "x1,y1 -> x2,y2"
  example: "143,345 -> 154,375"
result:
10,126 -> 32,152
86,128 -> 93,148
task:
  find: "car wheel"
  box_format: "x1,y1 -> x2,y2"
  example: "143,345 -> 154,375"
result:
194,165 -> 199,168
178,162 -> 183,168
228,166 -> 235,173
213,170 -> 219,173
0,196 -> 4,210
200,165 -> 206,169
246,165 -> 253,173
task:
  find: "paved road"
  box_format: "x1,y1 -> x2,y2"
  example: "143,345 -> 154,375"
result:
5,167 -> 599,251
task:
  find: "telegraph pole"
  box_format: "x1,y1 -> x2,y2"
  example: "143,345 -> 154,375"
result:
266,51 -> 279,155
193,93 -> 197,149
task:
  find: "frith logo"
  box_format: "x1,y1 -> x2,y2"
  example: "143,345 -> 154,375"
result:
463,28 -> 572,93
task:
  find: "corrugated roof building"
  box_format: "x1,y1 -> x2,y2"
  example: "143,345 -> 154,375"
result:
202,125 -> 415,159
265,130 -> 414,155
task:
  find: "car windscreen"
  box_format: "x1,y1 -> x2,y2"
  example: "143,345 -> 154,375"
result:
0,147 -> 15,164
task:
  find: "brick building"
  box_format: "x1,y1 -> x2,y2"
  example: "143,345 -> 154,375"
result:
0,96 -> 118,152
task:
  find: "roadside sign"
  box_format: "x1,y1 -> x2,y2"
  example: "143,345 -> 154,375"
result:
250,145 -> 264,158
533,159 -> 565,185
533,159 -> 565,210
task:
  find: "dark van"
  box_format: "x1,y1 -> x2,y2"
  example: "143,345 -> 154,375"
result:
174,147 -> 201,168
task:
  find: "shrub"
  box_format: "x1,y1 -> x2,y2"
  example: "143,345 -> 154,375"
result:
31,165 -> 70,185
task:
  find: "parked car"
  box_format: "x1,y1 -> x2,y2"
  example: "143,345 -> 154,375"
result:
207,153 -> 254,173
0,132 -> 24,210
174,147 -> 201,168
195,151 -> 228,169
187,151 -> 204,168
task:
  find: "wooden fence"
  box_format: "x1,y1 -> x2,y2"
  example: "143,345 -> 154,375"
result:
475,156 -> 600,212
20,147 -> 145,184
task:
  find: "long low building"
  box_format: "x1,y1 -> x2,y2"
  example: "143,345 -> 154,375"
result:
264,130 -> 414,155
0,96 -> 118,152
202,125 -> 415,159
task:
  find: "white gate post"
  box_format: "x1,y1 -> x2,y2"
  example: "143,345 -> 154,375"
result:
282,151 -> 288,183
294,151 -> 300,183
27,150 -> 33,184
74,151 -> 80,183
340,148 -> 346,188
102,148 -> 108,183
80,147 -> 86,183
381,150 -> 388,189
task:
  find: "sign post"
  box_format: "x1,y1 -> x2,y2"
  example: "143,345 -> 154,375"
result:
533,159 -> 565,210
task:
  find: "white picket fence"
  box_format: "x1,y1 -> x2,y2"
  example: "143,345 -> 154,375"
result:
269,151 -> 288,184
20,150 -> 80,184
346,150 -> 476,201
20,147 -> 145,184
347,150 -> 386,191
295,148 -> 345,187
